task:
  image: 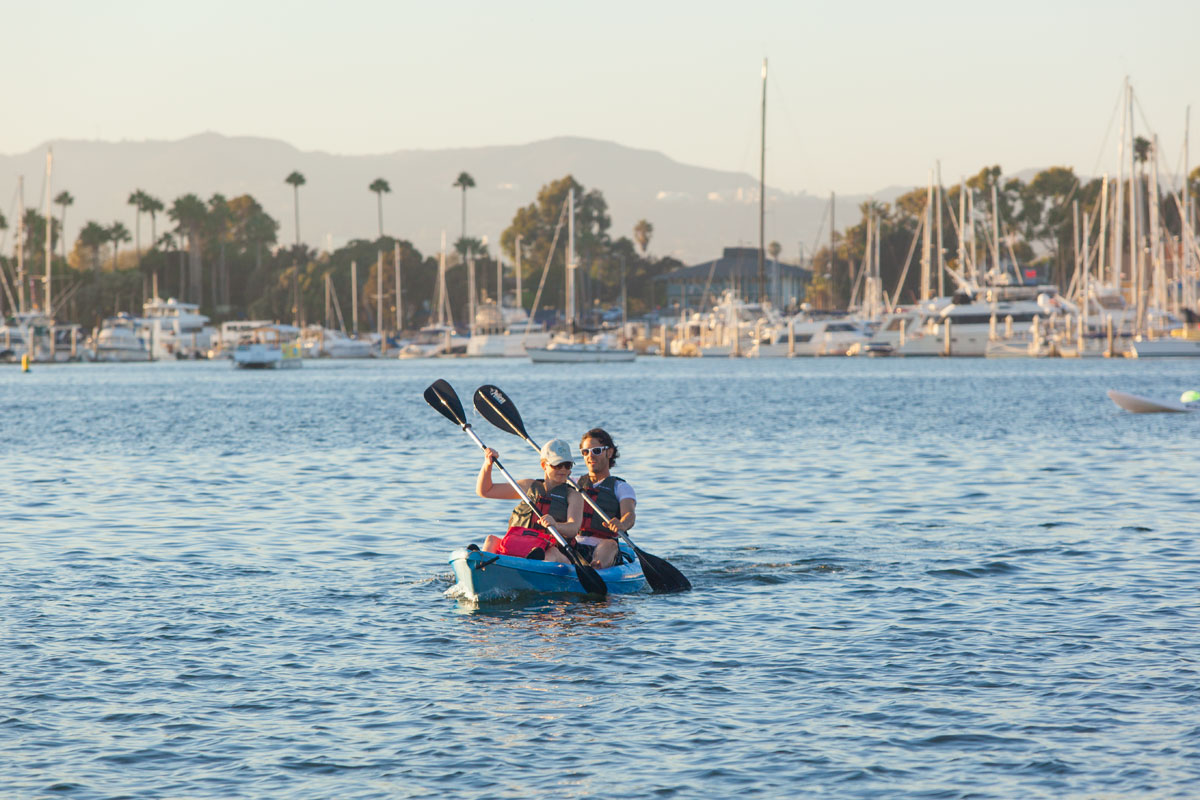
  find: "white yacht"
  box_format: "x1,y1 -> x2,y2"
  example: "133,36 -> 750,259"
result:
1,311 -> 85,362
748,317 -> 871,357
527,332 -> 636,363
300,325 -> 375,358
91,314 -> 150,362
1129,333 -> 1200,357
880,282 -> 1067,357
210,320 -> 275,358
139,297 -> 218,359
232,325 -> 303,369
465,300 -> 551,357
397,325 -> 469,358
669,291 -> 776,357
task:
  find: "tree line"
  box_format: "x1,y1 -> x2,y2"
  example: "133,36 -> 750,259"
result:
0,170 -> 678,332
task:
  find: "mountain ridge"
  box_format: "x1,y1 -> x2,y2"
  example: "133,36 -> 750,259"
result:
1,133 -> 1035,265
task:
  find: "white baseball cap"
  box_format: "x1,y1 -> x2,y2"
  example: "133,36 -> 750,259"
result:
539,438 -> 574,467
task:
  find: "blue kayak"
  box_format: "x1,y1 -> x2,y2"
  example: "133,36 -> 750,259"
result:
448,543 -> 647,602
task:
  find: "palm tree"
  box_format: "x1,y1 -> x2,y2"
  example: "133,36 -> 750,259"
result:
369,178 -> 391,239
284,171 -> 306,325
79,221 -> 108,271
285,171 -> 306,247
54,191 -> 74,264
633,219 -> 653,255
453,171 -> 475,246
144,194 -> 164,248
127,190 -> 147,260
108,222 -> 131,270
169,194 -> 208,302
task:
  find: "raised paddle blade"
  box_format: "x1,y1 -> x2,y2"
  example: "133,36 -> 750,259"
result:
473,385 -> 530,440
424,379 -> 468,427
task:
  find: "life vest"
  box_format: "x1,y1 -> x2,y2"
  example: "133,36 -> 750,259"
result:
507,479 -> 570,533
576,474 -> 625,539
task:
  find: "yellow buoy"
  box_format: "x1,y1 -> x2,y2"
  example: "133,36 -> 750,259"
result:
21,353 -> 31,372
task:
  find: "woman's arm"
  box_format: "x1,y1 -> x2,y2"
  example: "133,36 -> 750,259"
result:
476,448 -> 522,499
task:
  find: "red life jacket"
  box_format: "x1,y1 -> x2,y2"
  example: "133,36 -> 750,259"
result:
576,474 -> 625,539
498,480 -> 570,557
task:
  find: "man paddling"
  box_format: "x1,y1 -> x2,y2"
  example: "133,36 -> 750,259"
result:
573,428 -> 636,569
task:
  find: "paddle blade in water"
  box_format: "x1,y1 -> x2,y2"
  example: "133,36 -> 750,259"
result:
632,544 -> 692,593
424,379 -> 467,427
571,555 -> 608,597
474,385 -> 529,439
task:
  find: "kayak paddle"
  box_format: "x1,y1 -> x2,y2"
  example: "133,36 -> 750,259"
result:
423,379 -> 608,597
473,384 -> 691,593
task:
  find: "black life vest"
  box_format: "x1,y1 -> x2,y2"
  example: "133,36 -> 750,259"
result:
577,474 -> 625,539
508,479 -> 571,532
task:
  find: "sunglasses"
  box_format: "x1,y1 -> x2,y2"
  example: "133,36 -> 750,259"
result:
580,446 -> 608,457
548,462 -> 573,470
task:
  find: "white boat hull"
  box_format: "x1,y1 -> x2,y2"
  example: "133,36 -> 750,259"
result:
526,346 -> 636,363
1129,338 -> 1200,357
1107,390 -> 1196,413
466,331 -> 551,357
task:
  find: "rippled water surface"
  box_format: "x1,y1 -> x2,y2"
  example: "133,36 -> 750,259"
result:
3,357 -> 1199,799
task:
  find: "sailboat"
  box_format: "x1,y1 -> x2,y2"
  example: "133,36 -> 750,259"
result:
526,187 -> 635,363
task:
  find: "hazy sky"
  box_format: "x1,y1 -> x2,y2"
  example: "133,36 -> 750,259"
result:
5,0 -> 1197,195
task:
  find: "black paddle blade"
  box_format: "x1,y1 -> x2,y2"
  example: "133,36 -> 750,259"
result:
631,545 -> 692,593
473,385 -> 529,440
424,379 -> 467,427
569,552 -> 608,597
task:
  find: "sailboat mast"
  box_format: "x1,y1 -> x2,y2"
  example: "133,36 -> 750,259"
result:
758,58 -> 767,304
16,176 -> 25,313
1129,86 -> 1141,329
1097,175 -> 1108,295
1184,107 -> 1192,313
958,179 -> 966,280
515,235 -> 524,312
400,242 -> 410,333
991,181 -> 1001,280
1113,78 -> 1127,288
935,162 -> 944,297
44,149 -> 53,316
566,187 -> 575,330
829,192 -> 835,307
351,260 -> 358,335
920,174 -> 932,300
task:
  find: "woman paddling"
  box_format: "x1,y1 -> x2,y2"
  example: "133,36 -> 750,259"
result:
477,438 -> 583,563
573,428 -> 636,569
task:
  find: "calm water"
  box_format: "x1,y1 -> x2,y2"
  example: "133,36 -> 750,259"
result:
2,356 -> 1198,799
